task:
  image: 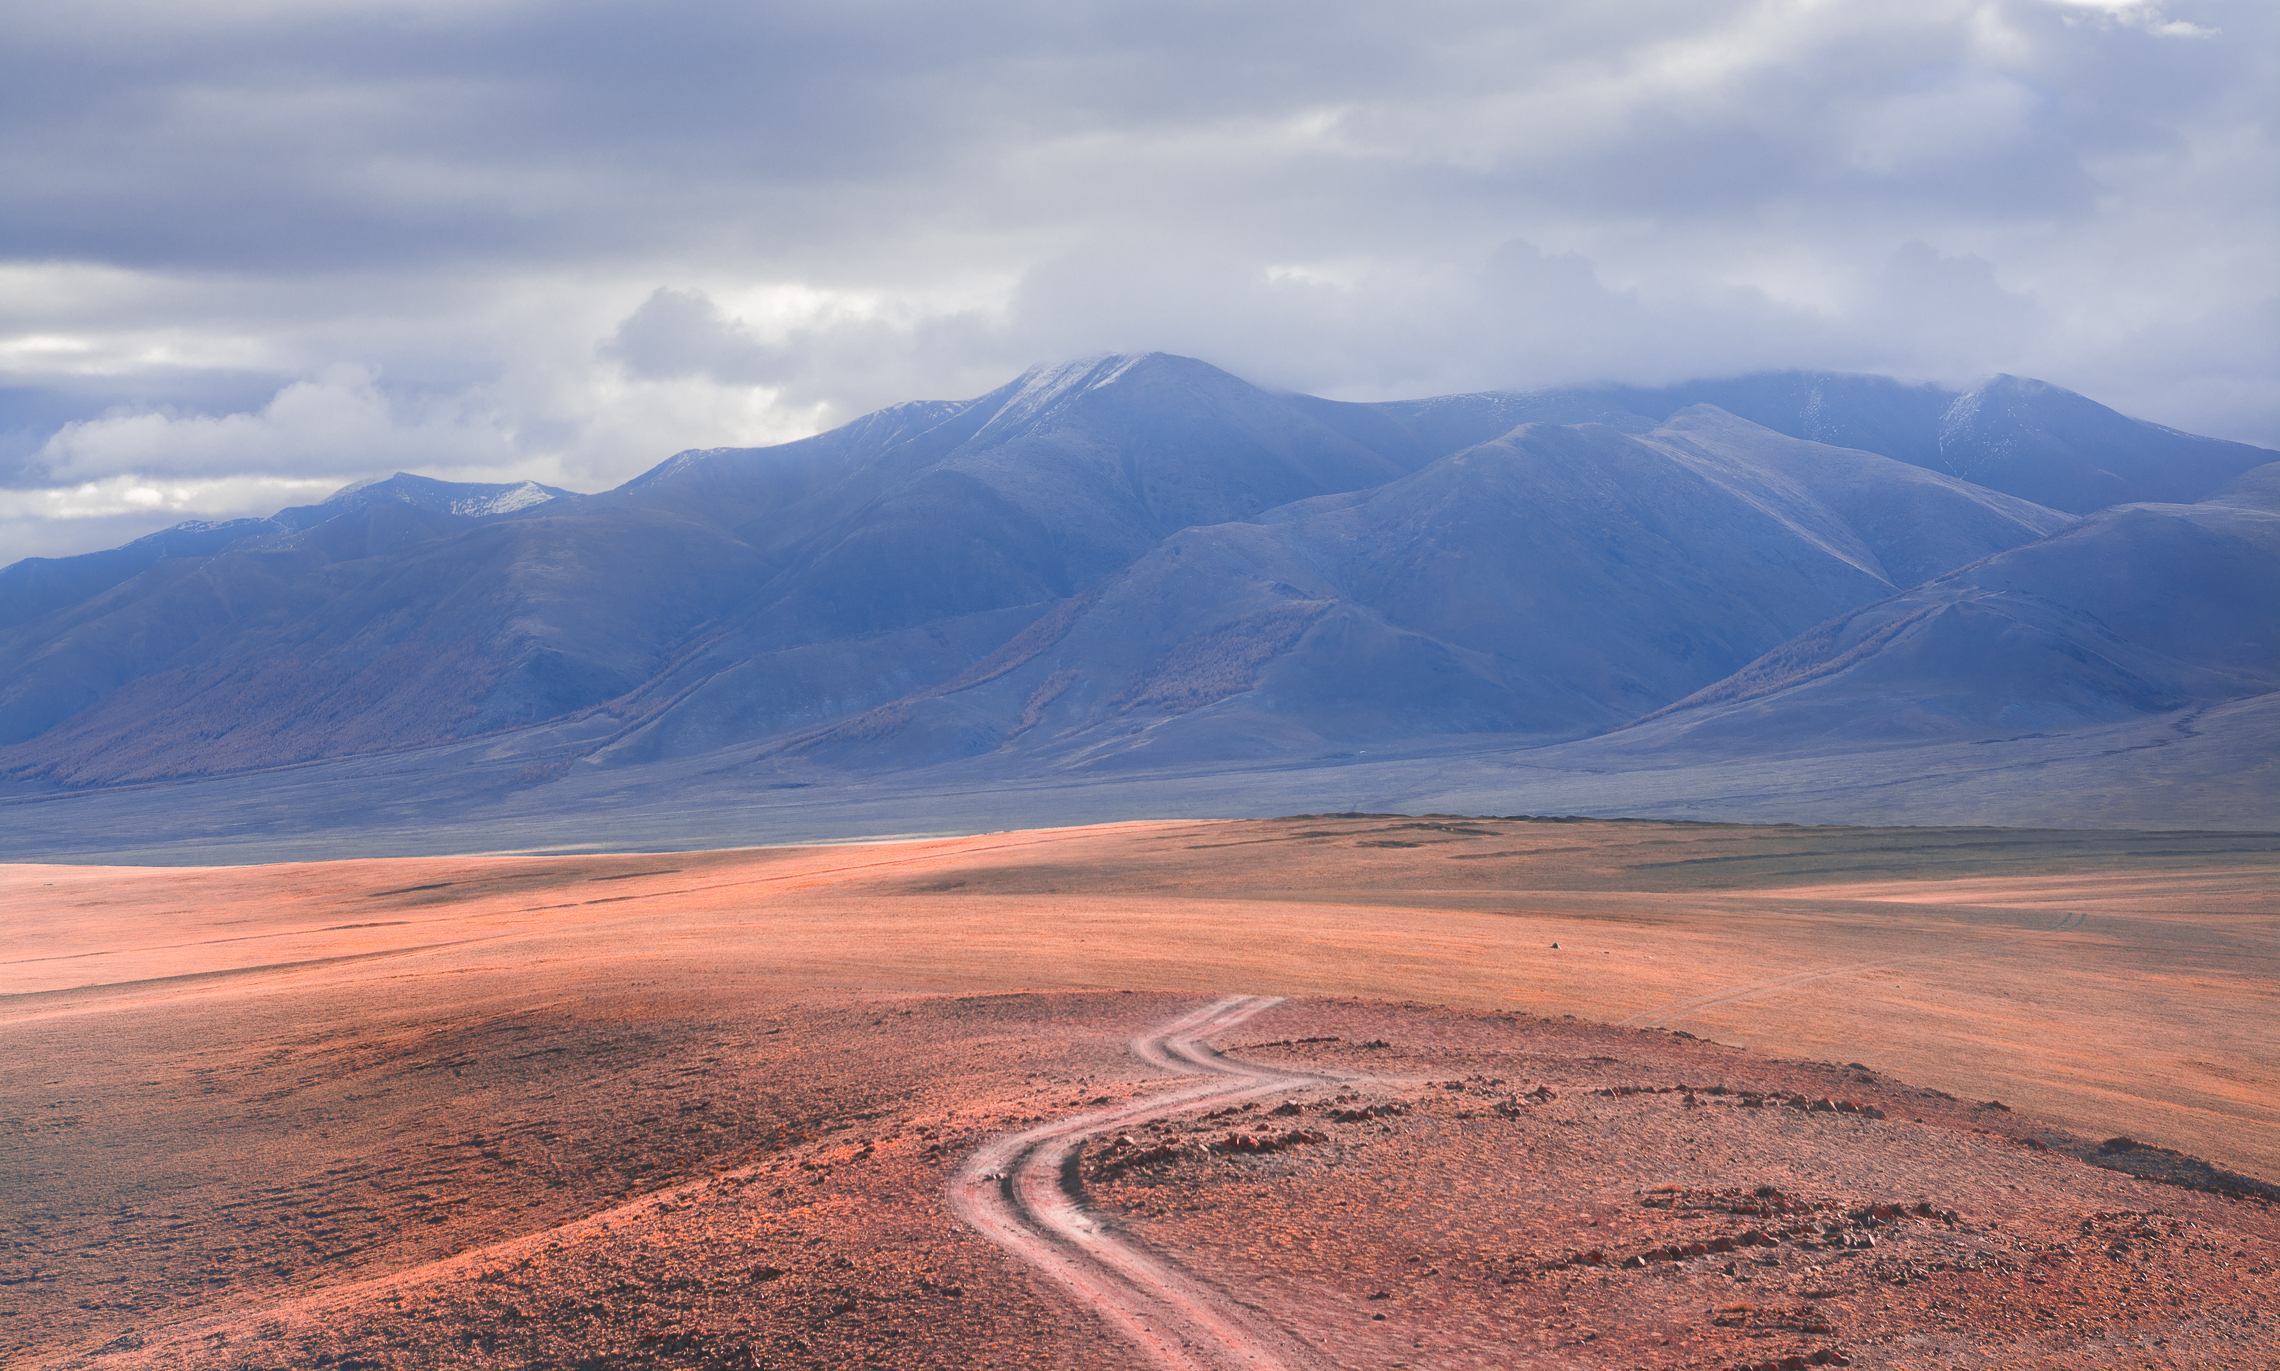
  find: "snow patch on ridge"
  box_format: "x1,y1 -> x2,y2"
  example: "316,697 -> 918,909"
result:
313,472 -> 571,519
969,354 -> 1150,444
452,481 -> 559,517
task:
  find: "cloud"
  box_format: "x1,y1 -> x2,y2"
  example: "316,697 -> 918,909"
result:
1,0 -> 2273,559
0,472 -> 344,564
34,365 -> 513,483
601,289 -> 777,386
0,472 -> 342,524
2041,1 -> 2218,37
1860,242 -> 2044,368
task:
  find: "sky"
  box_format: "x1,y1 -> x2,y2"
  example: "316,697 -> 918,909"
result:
2,0 -> 2273,560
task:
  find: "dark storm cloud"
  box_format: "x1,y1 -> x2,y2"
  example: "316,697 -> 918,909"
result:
4,2 -> 2252,271
2,1 -> 1441,271
2,0 -> 2272,557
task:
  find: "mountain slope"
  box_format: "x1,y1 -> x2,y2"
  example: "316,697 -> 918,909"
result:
0,356 -> 2264,791
0,356 -> 1429,783
706,410 -> 2076,774
0,505 -> 772,780
1624,464 -> 2280,746
0,473 -> 575,635
1319,371 -> 2273,515
456,354 -> 1449,763
0,519 -> 282,633
602,354 -> 1417,638
1636,406 -> 2076,588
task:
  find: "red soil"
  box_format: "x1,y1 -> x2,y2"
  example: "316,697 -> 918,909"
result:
4,817 -> 2273,1368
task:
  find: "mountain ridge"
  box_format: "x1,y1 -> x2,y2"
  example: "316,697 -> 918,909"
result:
0,355 -> 2269,810
716,408 -> 2083,777
1626,469 -> 2280,746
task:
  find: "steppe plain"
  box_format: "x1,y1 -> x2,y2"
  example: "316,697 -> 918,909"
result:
5,817 -> 2276,1369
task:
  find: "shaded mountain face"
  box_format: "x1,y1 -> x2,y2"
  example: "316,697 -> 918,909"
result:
0,356 -> 1424,783
1626,464 -> 2280,748
0,354 -> 2266,789
0,518 -> 280,633
0,507 -> 772,779
601,354 -> 1414,641
721,410 -> 2076,774
0,473 -> 574,634
1919,376 -> 2268,514
371,354 -> 1443,771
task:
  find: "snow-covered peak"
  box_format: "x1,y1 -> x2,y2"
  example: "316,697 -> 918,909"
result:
285,472 -> 573,529
450,481 -> 560,517
967,353 -> 1156,444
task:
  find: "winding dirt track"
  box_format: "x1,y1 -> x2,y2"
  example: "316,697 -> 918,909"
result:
949,996 -> 1337,1370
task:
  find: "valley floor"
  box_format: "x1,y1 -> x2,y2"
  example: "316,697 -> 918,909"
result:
4,820 -> 2274,1368
2,693 -> 2274,867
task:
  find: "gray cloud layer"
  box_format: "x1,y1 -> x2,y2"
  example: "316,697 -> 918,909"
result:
3,0 -> 2272,558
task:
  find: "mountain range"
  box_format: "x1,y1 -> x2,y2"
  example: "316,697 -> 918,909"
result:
1,354 -> 2272,855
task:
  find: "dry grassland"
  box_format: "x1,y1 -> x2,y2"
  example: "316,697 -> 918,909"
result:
10,816 -> 2269,1174
4,816 -> 2274,1369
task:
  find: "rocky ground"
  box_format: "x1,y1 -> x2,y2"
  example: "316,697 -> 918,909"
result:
7,990 -> 2272,1370
1083,999 -> 2277,1370
6,990 -> 1167,1371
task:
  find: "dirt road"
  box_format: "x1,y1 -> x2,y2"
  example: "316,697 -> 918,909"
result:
950,996 -> 1335,1370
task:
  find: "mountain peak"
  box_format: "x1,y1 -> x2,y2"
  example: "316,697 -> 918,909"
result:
295,472 -> 575,526
1973,373 -> 2073,400
4,356 -> 2270,802
965,353 -> 1185,443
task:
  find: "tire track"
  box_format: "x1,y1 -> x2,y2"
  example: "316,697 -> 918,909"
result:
949,995 -> 1336,1370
